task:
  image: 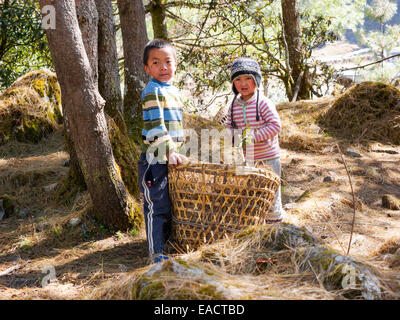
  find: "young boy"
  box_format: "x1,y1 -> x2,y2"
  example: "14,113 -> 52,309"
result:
139,39 -> 188,263
226,57 -> 285,223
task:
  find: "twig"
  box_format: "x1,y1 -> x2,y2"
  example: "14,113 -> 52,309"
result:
336,143 -> 356,256
0,264 -> 22,276
312,200 -> 347,255
182,0 -> 215,64
339,53 -> 400,72
307,260 -> 325,290
291,70 -> 304,102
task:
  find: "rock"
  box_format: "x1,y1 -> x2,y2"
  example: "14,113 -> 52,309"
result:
69,217 -> 81,227
284,203 -> 296,209
132,259 -> 232,300
296,246 -> 381,300
233,224 -> 381,299
36,222 -> 50,232
382,194 -> 400,210
17,208 -> 28,219
268,223 -> 322,250
0,200 -> 4,221
234,223 -> 322,252
118,264 -> 128,273
0,195 -> 16,219
346,148 -> 362,157
323,176 -> 335,182
43,183 -> 58,192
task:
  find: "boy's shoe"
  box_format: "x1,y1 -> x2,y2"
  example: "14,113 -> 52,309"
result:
264,218 -> 282,224
264,210 -> 285,224
153,254 -> 169,264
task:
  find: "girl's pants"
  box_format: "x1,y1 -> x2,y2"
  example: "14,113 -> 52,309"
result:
255,157 -> 284,223
138,152 -> 171,260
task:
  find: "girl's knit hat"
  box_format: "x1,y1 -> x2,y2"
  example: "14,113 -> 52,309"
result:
230,57 -> 262,127
230,57 -> 262,94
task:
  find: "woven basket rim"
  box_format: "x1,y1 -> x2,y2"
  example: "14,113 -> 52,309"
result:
170,161 -> 279,180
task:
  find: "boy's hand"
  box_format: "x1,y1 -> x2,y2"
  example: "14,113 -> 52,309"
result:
167,150 -> 189,168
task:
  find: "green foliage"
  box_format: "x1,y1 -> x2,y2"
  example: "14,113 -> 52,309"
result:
0,0 -> 52,90
365,0 -> 397,24
301,0 -> 367,37
164,0 -> 355,105
355,0 -> 400,83
363,24 -> 400,58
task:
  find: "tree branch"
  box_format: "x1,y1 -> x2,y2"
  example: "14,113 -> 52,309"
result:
339,53 -> 400,72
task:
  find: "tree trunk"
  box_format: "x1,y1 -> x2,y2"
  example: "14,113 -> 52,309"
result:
0,0 -> 10,62
61,0 -> 100,193
117,0 -> 149,143
95,0 -> 125,130
75,0 -> 99,84
39,0 -> 141,231
148,0 -> 168,40
281,0 -> 310,100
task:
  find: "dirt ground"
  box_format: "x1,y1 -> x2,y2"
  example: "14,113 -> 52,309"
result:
1,101 -> 400,300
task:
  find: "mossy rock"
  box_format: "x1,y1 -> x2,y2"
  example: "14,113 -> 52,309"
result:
132,259 -> 228,300
382,194 -> 400,210
205,223 -> 381,299
0,70 -> 63,145
295,246 -> 381,300
235,223 -> 322,251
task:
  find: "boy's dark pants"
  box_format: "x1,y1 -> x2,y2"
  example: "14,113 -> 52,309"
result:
138,152 -> 171,259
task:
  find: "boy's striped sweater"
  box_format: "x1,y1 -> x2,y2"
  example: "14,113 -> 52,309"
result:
226,91 -> 281,161
141,78 -> 184,162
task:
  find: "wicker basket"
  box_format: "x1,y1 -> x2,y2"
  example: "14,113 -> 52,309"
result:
168,162 -> 280,251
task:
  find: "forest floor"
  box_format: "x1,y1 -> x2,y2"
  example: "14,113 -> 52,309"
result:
1,96 -> 400,300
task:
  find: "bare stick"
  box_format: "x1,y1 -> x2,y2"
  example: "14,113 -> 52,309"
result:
0,264 -> 22,276
336,143 -> 356,256
339,53 -> 400,72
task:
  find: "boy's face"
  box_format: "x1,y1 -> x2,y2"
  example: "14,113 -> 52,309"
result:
233,75 -> 257,101
144,47 -> 177,83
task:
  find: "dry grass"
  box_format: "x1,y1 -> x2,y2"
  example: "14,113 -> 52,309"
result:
277,97 -> 336,153
318,82 -> 400,145
1,88 -> 400,300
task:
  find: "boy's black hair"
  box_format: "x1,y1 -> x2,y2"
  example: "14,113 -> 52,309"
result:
143,39 -> 176,65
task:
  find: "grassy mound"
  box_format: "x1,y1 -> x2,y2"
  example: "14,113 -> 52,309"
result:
318,82 -> 400,145
0,69 -> 62,145
277,97 -> 335,152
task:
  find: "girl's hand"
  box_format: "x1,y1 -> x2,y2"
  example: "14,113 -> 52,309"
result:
242,126 -> 255,145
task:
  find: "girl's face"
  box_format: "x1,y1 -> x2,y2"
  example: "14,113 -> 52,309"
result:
144,47 -> 177,83
233,75 -> 257,101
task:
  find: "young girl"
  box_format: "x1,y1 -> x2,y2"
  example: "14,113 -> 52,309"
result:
226,57 -> 284,223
